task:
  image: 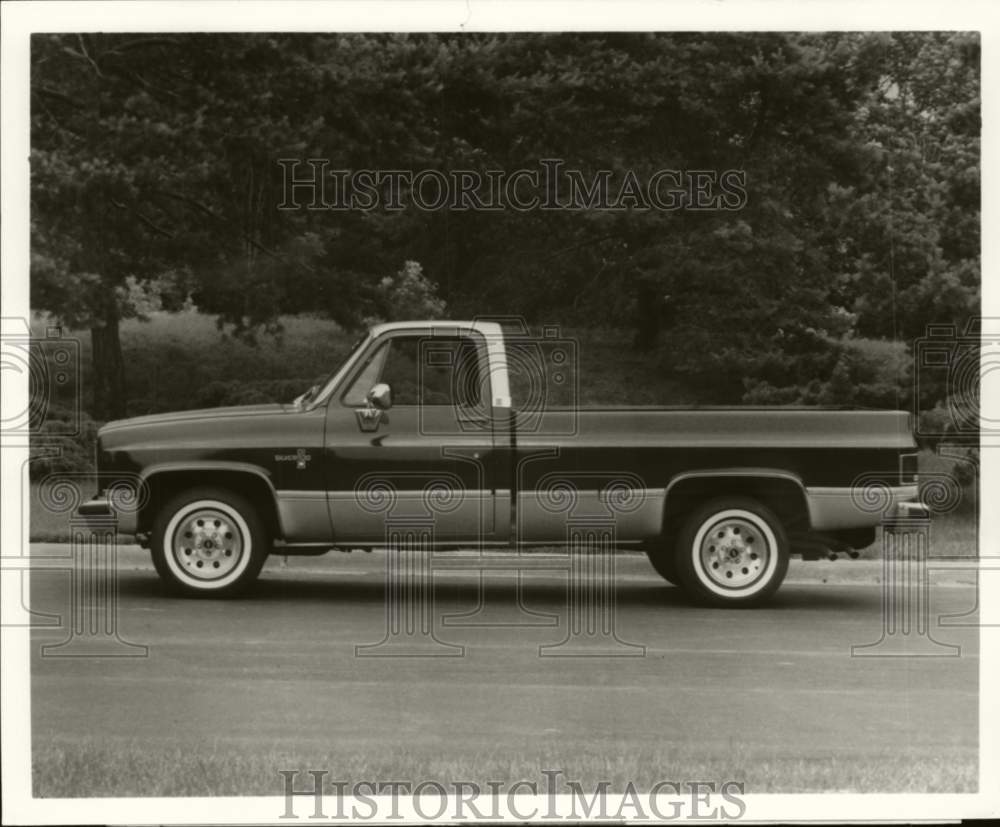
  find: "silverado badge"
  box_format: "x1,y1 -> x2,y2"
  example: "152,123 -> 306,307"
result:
275,448 -> 311,470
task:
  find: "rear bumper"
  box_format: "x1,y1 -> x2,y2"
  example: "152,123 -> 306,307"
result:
893,500 -> 931,519
76,494 -> 138,535
806,484 -> 924,530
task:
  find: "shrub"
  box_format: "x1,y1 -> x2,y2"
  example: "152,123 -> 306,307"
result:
30,405 -> 100,479
364,260 -> 446,325
917,403 -> 952,450
190,378 -> 320,408
816,338 -> 911,408
741,336 -> 910,408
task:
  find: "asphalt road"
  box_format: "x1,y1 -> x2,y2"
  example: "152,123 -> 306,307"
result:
28,545 -> 980,793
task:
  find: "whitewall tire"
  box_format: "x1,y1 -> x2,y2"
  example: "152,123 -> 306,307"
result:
676,497 -> 788,607
152,488 -> 268,597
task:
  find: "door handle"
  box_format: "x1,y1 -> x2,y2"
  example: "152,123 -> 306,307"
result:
444,447 -> 487,462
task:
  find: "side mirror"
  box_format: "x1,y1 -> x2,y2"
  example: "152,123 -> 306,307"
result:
367,382 -> 392,410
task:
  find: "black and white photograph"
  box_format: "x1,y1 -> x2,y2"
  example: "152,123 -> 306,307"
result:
1,0 -> 997,823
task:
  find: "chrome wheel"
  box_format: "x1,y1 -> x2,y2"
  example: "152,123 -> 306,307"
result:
161,499 -> 255,591
699,516 -> 769,590
171,507 -> 244,581
679,501 -> 787,604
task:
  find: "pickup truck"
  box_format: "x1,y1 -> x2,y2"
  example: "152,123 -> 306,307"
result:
81,319 -> 923,606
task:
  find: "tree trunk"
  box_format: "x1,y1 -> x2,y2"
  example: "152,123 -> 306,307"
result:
90,302 -> 126,421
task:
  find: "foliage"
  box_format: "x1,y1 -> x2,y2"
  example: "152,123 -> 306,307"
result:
742,336 -> 909,407
30,406 -> 100,479
32,311 -> 698,430
364,260 -> 447,326
29,33 -> 979,419
191,378 -> 318,409
830,33 -> 980,342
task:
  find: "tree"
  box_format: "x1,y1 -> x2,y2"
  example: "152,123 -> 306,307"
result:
829,33 -> 980,343
32,35 -> 210,418
31,35 -> 340,415
31,33 -> 980,414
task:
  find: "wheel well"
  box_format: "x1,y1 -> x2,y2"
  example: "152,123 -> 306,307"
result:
663,476 -> 810,537
137,470 -> 282,540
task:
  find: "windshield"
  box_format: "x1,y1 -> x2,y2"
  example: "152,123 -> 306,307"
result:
302,331 -> 372,410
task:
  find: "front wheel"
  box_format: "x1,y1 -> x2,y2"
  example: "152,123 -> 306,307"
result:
675,496 -> 788,607
151,488 -> 268,597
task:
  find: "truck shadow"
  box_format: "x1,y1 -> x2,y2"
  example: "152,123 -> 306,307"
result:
115,570 -> 880,612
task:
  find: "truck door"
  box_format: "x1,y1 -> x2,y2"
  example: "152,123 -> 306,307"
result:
323,328 -> 497,543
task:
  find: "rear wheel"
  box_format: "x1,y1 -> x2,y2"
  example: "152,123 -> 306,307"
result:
151,487 -> 268,597
675,496 -> 788,607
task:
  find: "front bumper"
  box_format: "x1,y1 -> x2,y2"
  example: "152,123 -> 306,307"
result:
76,494 -> 139,535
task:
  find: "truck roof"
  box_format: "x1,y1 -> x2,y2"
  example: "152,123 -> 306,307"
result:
368,320 -> 505,337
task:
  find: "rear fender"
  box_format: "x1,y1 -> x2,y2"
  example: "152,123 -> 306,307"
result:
662,468 -> 811,535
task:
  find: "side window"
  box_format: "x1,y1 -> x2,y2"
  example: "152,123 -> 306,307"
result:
343,334 -> 483,408
380,338 -> 422,405
342,342 -> 389,406
450,337 -> 484,408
